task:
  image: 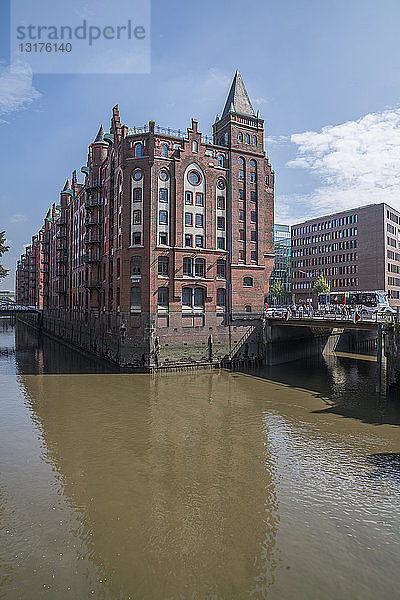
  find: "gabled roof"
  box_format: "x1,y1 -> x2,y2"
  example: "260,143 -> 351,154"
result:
222,70 -> 255,118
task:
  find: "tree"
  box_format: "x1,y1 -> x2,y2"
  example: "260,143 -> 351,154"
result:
312,275 -> 330,296
270,280 -> 287,305
0,231 -> 10,280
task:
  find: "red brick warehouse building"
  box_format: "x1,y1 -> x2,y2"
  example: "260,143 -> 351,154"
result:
16,71 -> 275,367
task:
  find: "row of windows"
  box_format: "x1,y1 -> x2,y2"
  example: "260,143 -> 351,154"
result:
388,263 -> 400,274
388,290 -> 400,299
237,133 -> 258,145
185,191 -> 204,205
132,256 -> 227,280
388,236 -> 397,248
185,213 -> 205,227
292,253 -> 358,268
387,249 -> 400,261
239,230 -> 258,242
239,189 -> 258,202
238,210 -> 257,222
387,210 -> 399,224
292,239 -> 358,257
292,228 -> 358,246
388,277 -> 400,287
293,278 -> 359,290
292,214 -> 358,236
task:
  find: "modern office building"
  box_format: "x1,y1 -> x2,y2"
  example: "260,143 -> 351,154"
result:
291,203 -> 400,307
268,224 -> 291,303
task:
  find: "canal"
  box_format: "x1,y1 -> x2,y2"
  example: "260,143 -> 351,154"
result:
1,319 -> 400,599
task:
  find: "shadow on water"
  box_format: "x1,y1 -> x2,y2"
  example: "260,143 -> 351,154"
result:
241,353 -> 400,427
366,453 -> 400,484
13,319 -> 120,375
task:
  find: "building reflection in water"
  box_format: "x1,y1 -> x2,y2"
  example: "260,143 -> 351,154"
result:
14,327 -> 280,599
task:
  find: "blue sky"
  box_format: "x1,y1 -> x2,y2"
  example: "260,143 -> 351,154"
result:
1,0 -> 400,290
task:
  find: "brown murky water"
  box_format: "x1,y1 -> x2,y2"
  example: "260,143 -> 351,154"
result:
1,320 -> 400,599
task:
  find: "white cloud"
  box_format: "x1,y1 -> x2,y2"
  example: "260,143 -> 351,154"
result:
0,61 -> 41,117
284,107 -> 400,221
9,214 -> 27,224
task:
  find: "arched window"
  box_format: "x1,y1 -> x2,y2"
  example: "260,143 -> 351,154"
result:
266,174 -> 270,186
243,276 -> 253,287
218,155 -> 224,167
217,288 -> 226,308
130,286 -> 141,311
157,287 -> 169,309
237,132 -> 243,142
134,143 -> 142,157
252,135 -> 257,146
238,157 -> 245,166
160,144 -> 168,157
158,256 -> 169,276
192,140 -> 198,153
183,257 -> 193,276
245,133 -> 250,144
194,258 -> 205,278
250,159 -> 257,169
130,256 -> 141,276
245,305 -> 252,312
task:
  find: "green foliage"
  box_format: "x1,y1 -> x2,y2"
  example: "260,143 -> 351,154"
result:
0,231 -> 10,280
270,280 -> 287,301
312,275 -> 330,296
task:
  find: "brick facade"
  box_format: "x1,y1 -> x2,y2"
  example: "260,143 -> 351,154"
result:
16,72 -> 275,366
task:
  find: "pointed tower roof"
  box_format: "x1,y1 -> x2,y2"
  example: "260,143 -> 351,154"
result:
62,178 -> 71,191
93,124 -> 105,143
222,70 -> 255,118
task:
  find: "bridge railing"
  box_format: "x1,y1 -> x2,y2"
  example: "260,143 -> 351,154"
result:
266,308 -> 396,324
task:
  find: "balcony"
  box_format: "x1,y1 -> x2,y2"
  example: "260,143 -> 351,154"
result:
84,254 -> 101,263
84,280 -> 102,288
85,217 -> 102,226
85,235 -> 101,244
86,196 -> 102,207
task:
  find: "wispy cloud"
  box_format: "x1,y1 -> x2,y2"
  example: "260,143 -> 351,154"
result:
285,107 -> 400,221
9,214 -> 27,224
0,61 -> 41,118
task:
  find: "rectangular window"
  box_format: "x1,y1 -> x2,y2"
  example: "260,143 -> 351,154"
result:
239,229 -> 245,241
195,192 -> 204,206
251,230 -> 257,242
159,210 -> 168,224
133,210 -> 141,224
266,174 -> 269,186
158,256 -> 169,276
217,260 -> 226,279
195,214 -> 204,228
195,235 -> 204,248
130,256 -> 141,276
250,172 -> 256,183
239,169 -> 244,181
217,216 -> 225,230
217,196 -> 225,210
158,287 -> 169,308
132,232 -> 141,246
250,191 -> 257,202
185,191 -> 193,205
159,188 -> 168,203
239,249 -> 245,261
251,251 -> 257,261
159,233 -> 168,245
239,209 -> 245,221
239,189 -> 244,200
195,260 -> 205,278
182,287 -> 192,307
216,288 -> 226,308
185,234 -> 193,247
185,212 -> 193,226
133,188 -> 142,202
217,237 -> 225,249
130,286 -> 141,311
250,211 -> 257,223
